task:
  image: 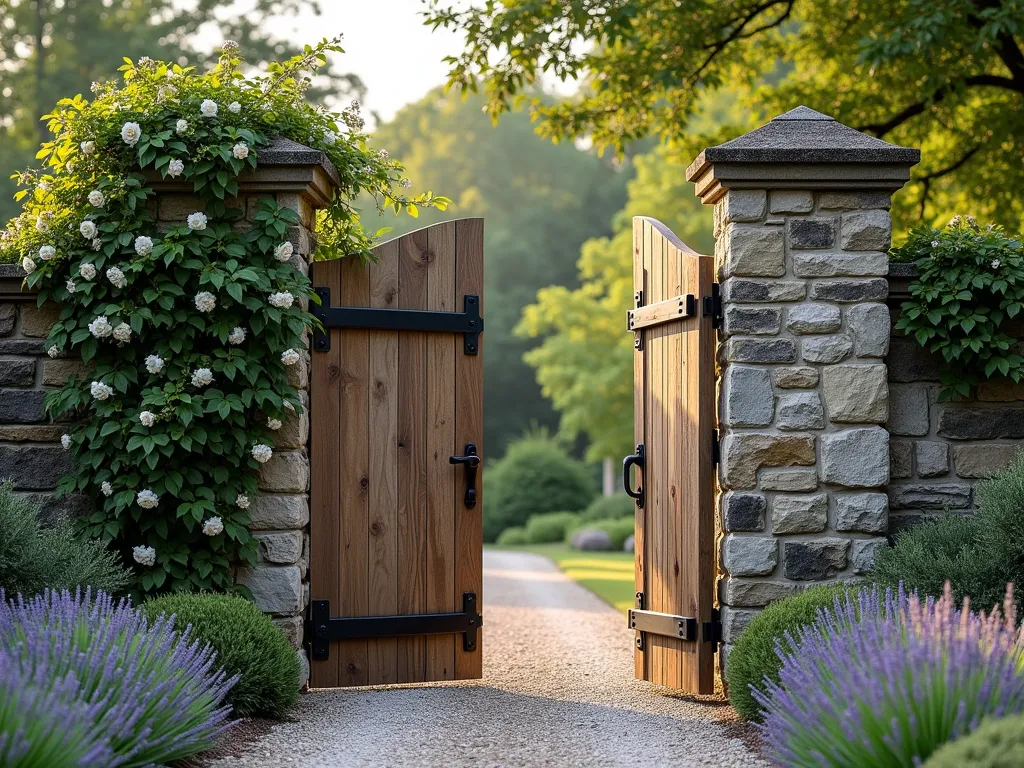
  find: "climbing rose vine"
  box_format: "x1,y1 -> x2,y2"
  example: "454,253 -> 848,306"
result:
0,39 -> 447,595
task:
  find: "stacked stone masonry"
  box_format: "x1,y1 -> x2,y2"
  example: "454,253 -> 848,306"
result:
715,188 -> 894,647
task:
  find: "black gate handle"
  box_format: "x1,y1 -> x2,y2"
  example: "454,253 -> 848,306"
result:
450,444 -> 481,509
623,444 -> 645,508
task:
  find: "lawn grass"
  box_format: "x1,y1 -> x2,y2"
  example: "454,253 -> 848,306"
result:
490,543 -> 635,613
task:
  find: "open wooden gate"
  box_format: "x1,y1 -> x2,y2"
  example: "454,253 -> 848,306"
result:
623,216 -> 718,694
308,219 -> 484,688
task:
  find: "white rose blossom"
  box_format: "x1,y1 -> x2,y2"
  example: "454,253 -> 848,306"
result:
136,489 -> 159,509
931,240 -> 940,248
47,345 -> 59,358
200,99 -> 218,117
274,242 -> 293,262
991,259 -> 1002,269
90,381 -> 114,401
88,190 -> 105,207
134,236 -> 153,256
194,291 -> 216,313
228,326 -> 246,345
268,291 -> 294,309
187,212 -> 207,231
167,158 -> 184,178
80,140 -> 95,155
133,545 -> 156,566
175,118 -> 189,134
121,121 -> 142,146
112,323 -> 132,343
66,279 -> 77,293
38,245 -> 56,261
267,418 -> 282,430
61,434 -> 72,450
251,443 -> 273,463
101,481 -> 113,497
35,214 -> 49,232
144,354 -> 165,374
21,257 -> 36,274
88,316 -> 113,338
232,142 -> 249,160
139,410 -> 156,427
228,101 -> 241,114
106,266 -> 127,289
322,129 -> 337,145
79,220 -> 97,239
80,262 -> 96,280
235,493 -> 250,509
202,517 -> 224,536
91,238 -> 102,251
280,348 -> 300,366
191,367 -> 213,387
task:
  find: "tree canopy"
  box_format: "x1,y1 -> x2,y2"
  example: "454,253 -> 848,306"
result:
426,0 -> 1024,231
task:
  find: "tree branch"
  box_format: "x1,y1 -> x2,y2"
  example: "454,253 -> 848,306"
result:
691,0 -> 793,86
917,143 -> 982,219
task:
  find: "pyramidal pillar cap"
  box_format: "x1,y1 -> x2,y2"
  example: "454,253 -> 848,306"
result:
686,106 -> 920,204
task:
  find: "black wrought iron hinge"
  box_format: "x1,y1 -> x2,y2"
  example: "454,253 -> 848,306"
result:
703,283 -> 722,329
703,608 -> 723,646
632,289 -> 644,351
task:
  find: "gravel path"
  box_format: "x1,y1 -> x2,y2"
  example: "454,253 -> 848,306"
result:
213,549 -> 767,767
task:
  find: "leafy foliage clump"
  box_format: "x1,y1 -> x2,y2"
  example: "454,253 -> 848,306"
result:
524,511 -> 581,544
580,493 -> 636,522
566,516 -> 634,550
141,592 -> 298,718
922,713 -> 1024,768
495,527 -> 528,546
0,483 -> 129,598
727,583 -> 861,723
893,217 -> 1024,399
0,41 -> 444,596
483,433 -> 596,542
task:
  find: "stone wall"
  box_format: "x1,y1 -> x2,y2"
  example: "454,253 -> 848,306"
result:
886,263 -> 1024,531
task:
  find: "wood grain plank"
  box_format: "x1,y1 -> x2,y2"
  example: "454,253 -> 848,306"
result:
426,221 -> 457,681
664,237 -> 683,691
366,239 -> 400,685
397,228 -> 429,683
337,256 -> 370,687
309,259 -> 342,688
454,218 -> 484,680
631,218 -> 646,681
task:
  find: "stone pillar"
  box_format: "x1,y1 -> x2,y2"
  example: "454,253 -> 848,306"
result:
686,107 -> 919,667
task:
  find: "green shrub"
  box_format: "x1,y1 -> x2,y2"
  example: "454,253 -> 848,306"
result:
727,583 -> 863,722
922,713 -> 1024,768
524,511 -> 581,543
976,452 -> 1024,601
141,592 -> 299,718
495,526 -> 528,546
483,434 -> 596,542
580,493 -> 636,522
566,515 -> 634,550
0,483 -> 129,597
871,514 -> 1002,610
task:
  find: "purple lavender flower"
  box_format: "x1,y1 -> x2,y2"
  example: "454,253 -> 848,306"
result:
0,588 -> 236,767
754,584 -> 1024,767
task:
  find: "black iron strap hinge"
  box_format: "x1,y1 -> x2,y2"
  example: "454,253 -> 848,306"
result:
307,592 -> 482,661
703,283 -> 722,329
312,287 -> 482,355
703,608 -> 723,646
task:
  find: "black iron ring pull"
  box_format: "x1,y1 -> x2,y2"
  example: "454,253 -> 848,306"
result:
450,443 -> 481,509
623,444 -> 645,508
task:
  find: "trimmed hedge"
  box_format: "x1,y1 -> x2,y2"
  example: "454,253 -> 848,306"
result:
727,583 -> 862,722
524,512 -> 581,543
495,526 -> 528,546
141,592 -> 299,718
566,516 -> 634,550
580,493 -> 636,522
922,713 -> 1024,768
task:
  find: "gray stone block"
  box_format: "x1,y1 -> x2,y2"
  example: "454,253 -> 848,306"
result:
772,493 -> 828,534
784,539 -> 849,581
257,451 -> 309,493
953,444 -> 1020,478
721,433 -> 816,490
759,468 -> 818,492
888,483 -> 972,510
774,367 -> 819,389
19,303 -> 60,338
0,389 -> 46,423
723,306 -> 782,336
723,366 -> 774,427
256,530 -> 304,564
41,359 -> 92,386
802,335 -> 853,364
938,408 -> 1024,440
887,385 -> 930,436
810,279 -> 888,302
788,219 -> 835,249
0,446 -> 72,489
296,649 -> 309,690
886,337 -> 940,382
890,440 -> 913,479
0,359 -> 35,386
777,391 -> 825,430
726,225 -> 786,277
725,338 -> 797,364
720,578 -> 800,608
723,190 -> 767,222
19,492 -> 88,525
835,493 -> 888,533
0,340 -> 46,356
723,279 -> 806,303
770,190 -> 813,214
249,494 -> 310,530
236,564 -> 303,615
841,211 -> 891,251
915,441 -> 949,478
723,492 -> 767,532
822,364 -> 888,423
720,607 -> 759,643
792,250 -> 887,278
851,539 -> 888,575
786,304 -> 841,334
273,615 -> 304,649
723,535 -> 778,577
820,427 -> 889,487
818,192 -> 891,210
848,303 -> 890,357
0,304 -> 15,336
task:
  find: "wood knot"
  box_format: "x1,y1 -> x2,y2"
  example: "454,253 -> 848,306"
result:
674,560 -> 680,576
359,476 -> 369,491
370,520 -> 385,536
327,364 -> 341,379
384,288 -> 397,305
419,248 -> 436,266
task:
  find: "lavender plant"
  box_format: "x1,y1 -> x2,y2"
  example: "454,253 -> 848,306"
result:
0,588 -> 235,767
754,584 -> 1024,768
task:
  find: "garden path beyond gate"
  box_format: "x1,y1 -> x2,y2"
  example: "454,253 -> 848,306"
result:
624,217 -> 718,694
308,219 -> 484,688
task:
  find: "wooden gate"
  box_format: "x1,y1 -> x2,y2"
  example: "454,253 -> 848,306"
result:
623,216 -> 717,694
308,219 -> 484,688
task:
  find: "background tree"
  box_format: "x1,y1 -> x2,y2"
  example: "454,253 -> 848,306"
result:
0,0 -> 362,220
426,0 -> 1024,231
370,87 -> 630,456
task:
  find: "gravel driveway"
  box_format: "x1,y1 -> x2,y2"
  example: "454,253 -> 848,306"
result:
213,549 -> 767,767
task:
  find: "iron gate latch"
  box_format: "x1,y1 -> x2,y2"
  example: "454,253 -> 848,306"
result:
311,288 -> 482,355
